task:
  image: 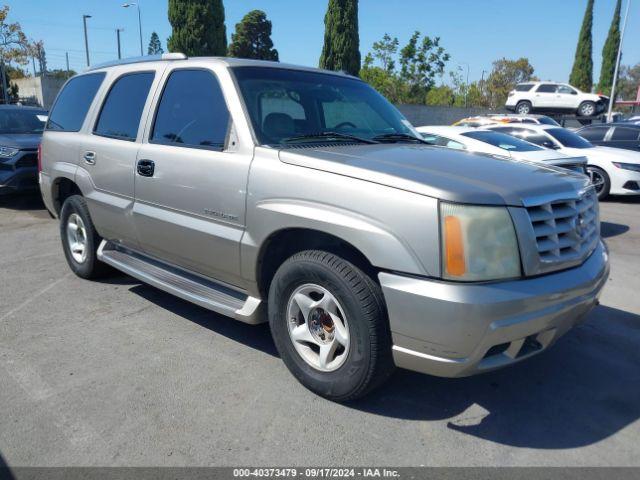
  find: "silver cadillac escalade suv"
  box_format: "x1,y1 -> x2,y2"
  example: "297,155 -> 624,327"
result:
39,54 -> 609,401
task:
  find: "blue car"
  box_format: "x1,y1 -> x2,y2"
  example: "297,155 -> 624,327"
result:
0,104 -> 48,194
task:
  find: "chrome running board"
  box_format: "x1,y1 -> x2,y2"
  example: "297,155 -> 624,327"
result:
97,240 -> 264,324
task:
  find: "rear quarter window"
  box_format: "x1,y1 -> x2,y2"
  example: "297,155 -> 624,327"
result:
515,84 -> 534,92
611,127 -> 640,141
46,73 -> 106,132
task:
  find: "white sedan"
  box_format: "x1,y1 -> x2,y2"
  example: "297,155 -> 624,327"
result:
485,123 -> 640,200
416,125 -> 587,174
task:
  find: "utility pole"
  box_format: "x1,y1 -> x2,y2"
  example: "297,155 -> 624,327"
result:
607,0 -> 631,122
0,57 -> 8,104
32,56 -> 37,77
83,14 -> 92,67
116,28 -> 124,59
65,52 -> 70,75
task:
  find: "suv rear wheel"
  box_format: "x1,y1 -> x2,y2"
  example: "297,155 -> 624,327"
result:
268,250 -> 394,401
516,101 -> 532,114
60,195 -> 110,279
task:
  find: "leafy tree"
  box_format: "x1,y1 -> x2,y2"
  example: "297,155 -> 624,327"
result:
485,57 -> 535,108
167,0 -> 227,56
569,0 -> 594,91
148,31 -> 164,55
47,68 -> 76,81
0,5 -> 29,102
360,56 -> 405,103
597,0 -> 621,95
398,32 -> 450,102
425,85 -> 455,106
228,10 -> 278,61
371,33 -> 398,72
319,0 -> 360,76
617,63 -> 640,101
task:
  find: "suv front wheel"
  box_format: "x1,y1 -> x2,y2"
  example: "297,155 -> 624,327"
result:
516,101 -> 532,114
60,195 -> 110,279
268,250 -> 394,401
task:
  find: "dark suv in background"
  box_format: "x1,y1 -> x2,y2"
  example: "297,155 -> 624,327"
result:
0,104 -> 48,194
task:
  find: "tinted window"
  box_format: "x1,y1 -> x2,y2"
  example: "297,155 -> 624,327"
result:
536,84 -> 557,93
462,130 -> 542,152
47,73 -> 105,132
546,128 -> 593,149
515,84 -> 534,92
0,109 -> 48,134
579,126 -> 609,141
537,116 -> 560,126
611,127 -> 640,141
557,85 -> 576,94
151,69 -> 229,149
491,127 -> 557,149
95,72 -> 155,141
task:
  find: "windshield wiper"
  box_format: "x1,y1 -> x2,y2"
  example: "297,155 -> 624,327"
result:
281,131 -> 379,145
372,133 -> 429,144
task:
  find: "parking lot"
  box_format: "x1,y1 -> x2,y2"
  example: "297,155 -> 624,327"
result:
0,192 -> 638,467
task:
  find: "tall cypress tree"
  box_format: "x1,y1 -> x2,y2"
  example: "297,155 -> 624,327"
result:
319,0 -> 360,76
148,32 -> 164,55
569,0 -> 594,91
167,0 -> 227,56
597,0 -> 621,95
228,10 -> 278,61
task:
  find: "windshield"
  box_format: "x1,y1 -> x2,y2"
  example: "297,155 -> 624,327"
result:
462,130 -> 542,152
537,116 -> 560,126
0,109 -> 48,134
232,67 -> 419,146
546,128 -> 593,149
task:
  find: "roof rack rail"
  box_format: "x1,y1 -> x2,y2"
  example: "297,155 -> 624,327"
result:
86,52 -> 187,72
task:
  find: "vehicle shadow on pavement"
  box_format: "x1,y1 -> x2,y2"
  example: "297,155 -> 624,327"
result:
0,192 -> 45,211
127,283 -> 279,357
600,221 -> 629,238
351,304 -> 640,449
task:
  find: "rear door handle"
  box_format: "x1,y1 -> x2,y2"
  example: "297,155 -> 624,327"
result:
136,159 -> 155,177
83,151 -> 96,165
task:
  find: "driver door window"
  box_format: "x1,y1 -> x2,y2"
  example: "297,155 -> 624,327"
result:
556,85 -> 578,108
535,84 -> 557,108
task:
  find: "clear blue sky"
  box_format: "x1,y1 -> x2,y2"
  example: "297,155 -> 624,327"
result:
8,0 -> 640,86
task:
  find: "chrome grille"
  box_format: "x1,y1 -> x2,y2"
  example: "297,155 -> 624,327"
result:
525,188 -> 599,266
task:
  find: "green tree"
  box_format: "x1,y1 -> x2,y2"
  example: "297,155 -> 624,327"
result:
617,63 -> 640,101
371,33 -> 398,72
167,0 -> 227,56
398,31 -> 450,103
148,31 -> 164,55
569,0 -> 594,91
47,68 -> 76,81
360,55 -> 404,102
485,57 -> 535,108
0,5 -> 30,103
228,10 -> 278,61
597,0 -> 621,95
319,0 -> 360,76
425,85 -> 455,106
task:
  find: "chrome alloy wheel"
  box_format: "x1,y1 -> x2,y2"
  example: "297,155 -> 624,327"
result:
66,213 -> 88,263
286,283 -> 350,372
581,103 -> 595,116
587,167 -> 606,194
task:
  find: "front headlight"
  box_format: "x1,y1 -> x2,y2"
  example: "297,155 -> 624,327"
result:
0,146 -> 19,158
612,162 -> 640,172
440,202 -> 521,281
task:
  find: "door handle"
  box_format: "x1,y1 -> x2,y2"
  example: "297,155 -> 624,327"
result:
136,159 -> 155,177
83,151 -> 96,165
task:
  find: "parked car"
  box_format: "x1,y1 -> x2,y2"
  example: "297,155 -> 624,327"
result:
454,114 -> 560,127
0,104 -> 48,194
40,55 -> 608,401
486,123 -> 640,200
576,123 -> 640,152
505,82 -> 608,117
416,125 -> 587,174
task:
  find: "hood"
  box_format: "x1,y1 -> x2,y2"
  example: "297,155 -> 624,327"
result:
563,145 -> 640,165
0,133 -> 42,150
278,144 -> 591,207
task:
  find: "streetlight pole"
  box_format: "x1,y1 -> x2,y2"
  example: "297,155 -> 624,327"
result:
459,63 -> 470,108
82,14 -> 92,67
122,3 -> 143,56
607,0 -> 631,123
116,28 -> 124,59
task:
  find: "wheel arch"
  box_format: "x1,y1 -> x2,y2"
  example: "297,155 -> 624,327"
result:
51,176 -> 83,215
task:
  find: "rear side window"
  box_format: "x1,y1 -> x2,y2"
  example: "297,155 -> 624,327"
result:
515,84 -> 534,92
491,127 -> 557,149
579,126 -> 609,141
151,69 -> 230,150
536,84 -> 557,93
611,127 -> 640,141
47,73 -> 105,132
94,72 -> 155,141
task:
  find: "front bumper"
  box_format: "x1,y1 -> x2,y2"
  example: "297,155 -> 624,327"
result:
380,240 -> 609,377
0,150 -> 39,194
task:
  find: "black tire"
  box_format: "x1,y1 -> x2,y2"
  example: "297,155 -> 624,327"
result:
586,166 -> 611,200
578,101 -> 596,117
268,250 -> 394,401
516,101 -> 532,114
59,195 -> 111,279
